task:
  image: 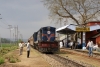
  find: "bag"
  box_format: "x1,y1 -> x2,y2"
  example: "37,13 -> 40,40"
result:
86,46 -> 89,50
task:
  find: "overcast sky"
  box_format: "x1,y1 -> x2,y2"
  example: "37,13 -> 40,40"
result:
0,0 -> 61,40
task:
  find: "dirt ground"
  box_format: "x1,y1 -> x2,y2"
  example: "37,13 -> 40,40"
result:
0,47 -> 51,67
1,47 -> 100,67
60,49 -> 100,67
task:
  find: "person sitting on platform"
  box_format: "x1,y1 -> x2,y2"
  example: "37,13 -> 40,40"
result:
93,43 -> 98,51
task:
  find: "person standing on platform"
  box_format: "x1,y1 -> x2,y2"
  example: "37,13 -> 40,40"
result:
70,40 -> 74,49
60,40 -> 63,48
27,40 -> 31,58
62,40 -> 64,47
86,39 -> 94,57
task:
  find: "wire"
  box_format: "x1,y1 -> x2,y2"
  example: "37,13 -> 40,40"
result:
0,14 -> 10,26
0,19 -> 10,26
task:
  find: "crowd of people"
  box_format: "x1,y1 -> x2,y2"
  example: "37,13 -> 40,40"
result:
59,39 -> 99,57
18,40 -> 31,58
59,40 -> 80,49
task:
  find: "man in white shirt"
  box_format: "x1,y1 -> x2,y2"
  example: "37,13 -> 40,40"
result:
69,41 -> 73,49
86,39 -> 94,57
60,41 -> 63,48
19,41 -> 24,55
27,40 -> 30,58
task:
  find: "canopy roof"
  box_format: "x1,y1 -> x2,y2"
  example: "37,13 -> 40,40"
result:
90,24 -> 100,31
56,24 -> 100,34
56,24 -> 76,34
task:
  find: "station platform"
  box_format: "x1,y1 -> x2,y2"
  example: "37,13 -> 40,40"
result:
74,48 -> 100,55
60,48 -> 100,67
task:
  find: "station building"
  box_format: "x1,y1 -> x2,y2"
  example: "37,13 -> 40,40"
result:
86,21 -> 100,47
56,21 -> 100,48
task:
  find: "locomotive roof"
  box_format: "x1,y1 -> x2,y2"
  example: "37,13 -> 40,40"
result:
33,32 -> 38,36
38,26 -> 56,31
33,32 -> 38,34
33,26 -> 56,34
40,26 -> 55,29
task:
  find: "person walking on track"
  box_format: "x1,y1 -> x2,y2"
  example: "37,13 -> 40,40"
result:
27,40 -> 31,58
86,39 -> 94,57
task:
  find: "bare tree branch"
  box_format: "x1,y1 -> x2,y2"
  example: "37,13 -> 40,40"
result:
42,0 -> 100,25
60,0 -> 80,25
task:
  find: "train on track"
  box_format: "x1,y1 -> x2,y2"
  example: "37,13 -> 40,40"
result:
29,26 -> 59,53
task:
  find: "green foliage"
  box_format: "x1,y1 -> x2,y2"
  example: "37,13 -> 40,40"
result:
18,39 -> 22,43
1,38 -> 10,43
9,58 -> 16,63
0,44 -> 18,56
7,55 -> 21,63
0,57 -> 5,65
16,58 -> 21,62
0,44 -> 19,64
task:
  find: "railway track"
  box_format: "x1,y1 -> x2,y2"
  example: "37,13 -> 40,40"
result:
31,46 -> 83,67
31,46 -> 95,67
46,54 -> 86,67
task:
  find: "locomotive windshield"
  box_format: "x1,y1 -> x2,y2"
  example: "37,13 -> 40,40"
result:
42,27 -> 55,34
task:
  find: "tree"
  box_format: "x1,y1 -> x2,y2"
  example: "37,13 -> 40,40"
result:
42,0 -> 100,25
1,38 -> 10,43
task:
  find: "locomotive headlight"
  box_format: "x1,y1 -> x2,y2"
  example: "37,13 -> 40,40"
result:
47,31 -> 51,34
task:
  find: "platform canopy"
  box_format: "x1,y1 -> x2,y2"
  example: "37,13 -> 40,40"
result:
56,24 -> 76,34
90,24 -> 100,31
56,24 -> 100,34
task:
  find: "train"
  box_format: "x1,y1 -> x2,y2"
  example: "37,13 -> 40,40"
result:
30,26 -> 59,53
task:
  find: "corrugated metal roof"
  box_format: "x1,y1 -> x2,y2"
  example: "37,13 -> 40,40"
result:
90,25 -> 100,31
56,24 -> 76,34
56,24 -> 100,34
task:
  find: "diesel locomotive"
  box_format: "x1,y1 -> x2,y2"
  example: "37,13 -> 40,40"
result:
33,26 -> 59,53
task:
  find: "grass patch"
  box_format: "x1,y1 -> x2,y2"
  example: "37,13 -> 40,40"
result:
0,44 -> 18,56
9,56 -> 21,63
9,58 -> 16,63
0,44 -> 20,64
4,55 -> 21,63
0,57 -> 5,65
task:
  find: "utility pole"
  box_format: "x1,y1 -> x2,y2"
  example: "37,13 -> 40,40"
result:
8,25 -> 12,45
0,14 -> 1,18
17,25 -> 18,45
14,25 -> 19,45
20,34 -> 23,41
14,26 -> 17,45
18,31 -> 20,42
0,34 -> 2,51
0,14 -> 2,50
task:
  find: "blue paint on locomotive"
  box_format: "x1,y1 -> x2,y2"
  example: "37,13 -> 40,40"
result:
33,32 -> 38,42
37,26 -> 56,42
42,27 -> 55,41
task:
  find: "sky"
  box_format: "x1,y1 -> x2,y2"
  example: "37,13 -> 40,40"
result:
0,0 -> 61,40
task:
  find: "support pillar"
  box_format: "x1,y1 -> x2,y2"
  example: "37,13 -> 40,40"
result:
82,32 -> 86,50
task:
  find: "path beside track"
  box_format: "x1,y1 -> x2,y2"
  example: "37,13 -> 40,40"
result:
1,46 -> 51,67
